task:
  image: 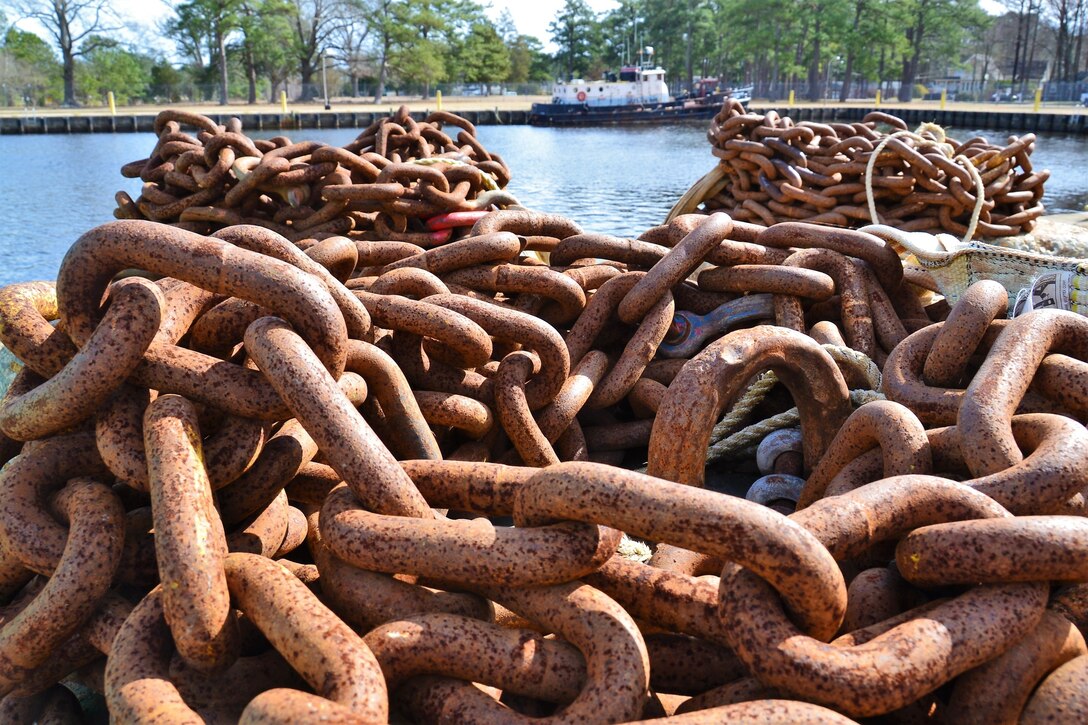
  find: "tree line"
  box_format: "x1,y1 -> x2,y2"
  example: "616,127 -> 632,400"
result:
550,0 -> 1082,103
0,0 -> 552,107
0,0 -> 1086,108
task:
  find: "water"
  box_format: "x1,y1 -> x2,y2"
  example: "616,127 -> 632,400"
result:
1,124 -> 1086,285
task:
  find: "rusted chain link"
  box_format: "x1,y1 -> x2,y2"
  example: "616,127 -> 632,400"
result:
0,110 -> 1083,723
684,101 -> 1045,238
116,107 -> 517,245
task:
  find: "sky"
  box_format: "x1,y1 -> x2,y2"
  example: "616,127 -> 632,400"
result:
493,0 -> 618,49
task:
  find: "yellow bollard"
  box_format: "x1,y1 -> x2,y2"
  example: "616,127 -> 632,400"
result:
280,90 -> 287,114
788,89 -> 795,107
436,90 -> 443,111
107,91 -> 116,115
1034,87 -> 1042,112
940,89 -> 947,110
875,89 -> 881,106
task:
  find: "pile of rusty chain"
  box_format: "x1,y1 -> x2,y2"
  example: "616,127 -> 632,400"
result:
700,99 -> 1048,238
114,107 -> 516,246
0,209 -> 1085,723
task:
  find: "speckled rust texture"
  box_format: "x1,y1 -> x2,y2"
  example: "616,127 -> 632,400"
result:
897,516 -> 1088,586
2,188 -> 1088,724
797,400 -> 931,508
516,462 -> 846,641
959,309 -> 1088,475
648,326 -> 851,481
365,612 -> 585,701
144,394 -> 238,673
1020,654 -> 1088,724
223,553 -> 388,721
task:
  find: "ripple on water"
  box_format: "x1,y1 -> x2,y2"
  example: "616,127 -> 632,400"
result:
0,124 -> 1084,285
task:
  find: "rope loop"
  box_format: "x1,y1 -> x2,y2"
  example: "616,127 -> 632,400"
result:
864,124 -> 986,244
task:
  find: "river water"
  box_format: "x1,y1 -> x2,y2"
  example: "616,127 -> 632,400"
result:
1,124 -> 1086,286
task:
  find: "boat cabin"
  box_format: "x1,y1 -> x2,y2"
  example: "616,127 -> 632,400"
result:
551,66 -> 672,107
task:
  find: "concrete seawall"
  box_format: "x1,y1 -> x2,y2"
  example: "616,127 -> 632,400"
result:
0,109 -> 530,135
1,105 -> 1085,135
750,104 -> 1088,134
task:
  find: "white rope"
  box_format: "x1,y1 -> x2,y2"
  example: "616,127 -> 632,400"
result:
864,125 -> 986,244
616,533 -> 653,562
955,155 -> 987,243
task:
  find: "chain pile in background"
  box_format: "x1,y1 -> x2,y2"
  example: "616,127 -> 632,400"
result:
114,107 -> 517,246
687,99 -> 1048,239
0,108 -> 1085,723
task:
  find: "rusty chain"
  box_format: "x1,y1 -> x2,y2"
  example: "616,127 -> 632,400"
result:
115,108 -> 517,246
692,100 -> 1047,238
0,106 -> 1083,722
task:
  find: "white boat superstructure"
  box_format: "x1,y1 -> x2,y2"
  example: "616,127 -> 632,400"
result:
550,66 -> 672,107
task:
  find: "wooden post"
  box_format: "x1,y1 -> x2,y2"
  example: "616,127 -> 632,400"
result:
107,91 -> 116,115
788,89 -> 795,107
875,89 -> 881,106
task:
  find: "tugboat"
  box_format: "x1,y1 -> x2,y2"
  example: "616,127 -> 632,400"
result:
529,50 -> 751,127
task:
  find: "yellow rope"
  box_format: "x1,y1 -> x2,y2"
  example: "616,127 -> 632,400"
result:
706,370 -> 779,445
704,344 -> 883,463
706,388 -> 888,463
822,343 -> 882,391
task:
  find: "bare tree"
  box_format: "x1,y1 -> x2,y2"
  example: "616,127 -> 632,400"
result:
10,0 -> 119,105
329,0 -> 371,97
290,0 -> 349,98
1046,0 -> 1086,81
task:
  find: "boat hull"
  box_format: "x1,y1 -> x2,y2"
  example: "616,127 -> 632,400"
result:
528,96 -> 743,127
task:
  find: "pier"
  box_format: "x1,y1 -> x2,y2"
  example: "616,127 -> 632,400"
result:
0,108 -> 532,135
748,103 -> 1088,134
2,100 -> 1087,135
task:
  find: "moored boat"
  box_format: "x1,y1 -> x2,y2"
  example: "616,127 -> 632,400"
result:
529,62 -> 751,127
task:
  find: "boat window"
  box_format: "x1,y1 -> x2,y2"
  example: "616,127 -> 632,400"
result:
599,87 -> 603,92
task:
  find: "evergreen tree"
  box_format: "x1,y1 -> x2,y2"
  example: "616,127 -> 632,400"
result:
549,0 -> 599,79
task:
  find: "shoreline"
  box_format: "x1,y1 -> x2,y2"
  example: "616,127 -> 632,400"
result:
4,96 -> 1088,135
3,95 -> 1087,117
